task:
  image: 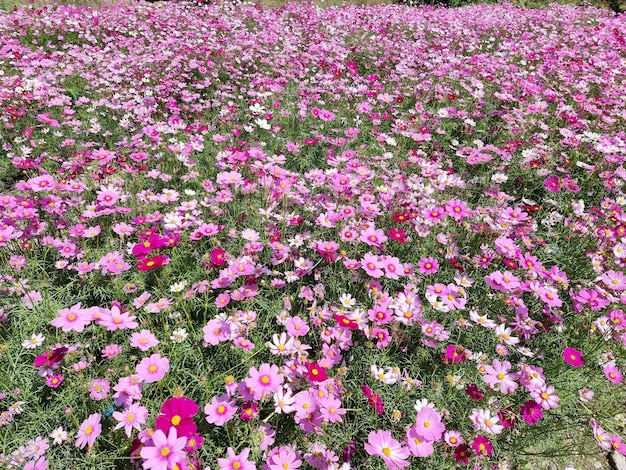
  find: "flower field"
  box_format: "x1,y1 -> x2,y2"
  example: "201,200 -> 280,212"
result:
1,1 -> 626,469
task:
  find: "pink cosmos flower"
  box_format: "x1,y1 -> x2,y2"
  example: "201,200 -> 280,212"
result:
266,447 -> 301,470
113,402 -> 148,438
602,270 -> 626,291
406,425 -> 434,457
136,354 -> 170,383
360,227 -> 387,247
99,306 -> 138,331
23,457 -> 48,470
318,396 -> 346,424
130,330 -> 159,351
140,428 -> 187,470
75,413 -> 102,450
29,174 -> 56,192
89,379 -> 110,401
203,318 -> 232,346
482,359 -> 518,394
417,257 -> 439,275
414,407 -> 445,442
445,199 -> 471,220
50,303 -> 92,332
361,253 -> 385,278
246,363 -> 284,400
45,374 -> 63,388
217,447 -> 256,470
364,430 -> 410,469
205,394 -> 237,426
531,384 -> 560,410
285,316 -> 310,337
604,365 -> 623,384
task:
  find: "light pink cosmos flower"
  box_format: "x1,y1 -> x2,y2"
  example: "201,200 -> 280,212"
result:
531,384 -> 560,410
99,306 -> 138,331
113,402 -> 148,438
266,447 -> 301,470
217,447 -> 256,470
319,396 -> 346,424
136,354 -> 170,383
604,364 -> 623,385
482,359 -> 518,394
50,303 -> 92,332
29,174 -> 56,192
360,227 -> 387,247
205,394 -> 237,426
89,379 -> 110,401
75,413 -> 102,450
23,456 -> 48,470
364,430 -> 410,469
140,428 -> 187,470
406,424 -> 434,457
203,318 -> 232,346
414,407 -> 445,442
129,330 -> 160,352
602,270 -> 626,291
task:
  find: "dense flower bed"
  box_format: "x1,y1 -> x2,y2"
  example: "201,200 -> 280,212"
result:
1,1 -> 626,469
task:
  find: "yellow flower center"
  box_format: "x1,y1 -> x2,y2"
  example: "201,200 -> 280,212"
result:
171,415 -> 181,426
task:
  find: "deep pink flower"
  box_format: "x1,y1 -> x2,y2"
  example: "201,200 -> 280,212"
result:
305,362 -> 328,382
471,435 -> 493,458
520,400 -> 543,425
155,397 -> 199,438
543,175 -> 561,192
562,347 -> 584,367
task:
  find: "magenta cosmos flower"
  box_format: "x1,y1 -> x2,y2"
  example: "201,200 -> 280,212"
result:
217,447 -> 256,470
155,397 -> 199,438
245,363 -> 283,400
562,347 -> 584,367
136,354 -> 170,383
75,413 -> 102,450
364,430 -> 410,469
140,428 -> 187,470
